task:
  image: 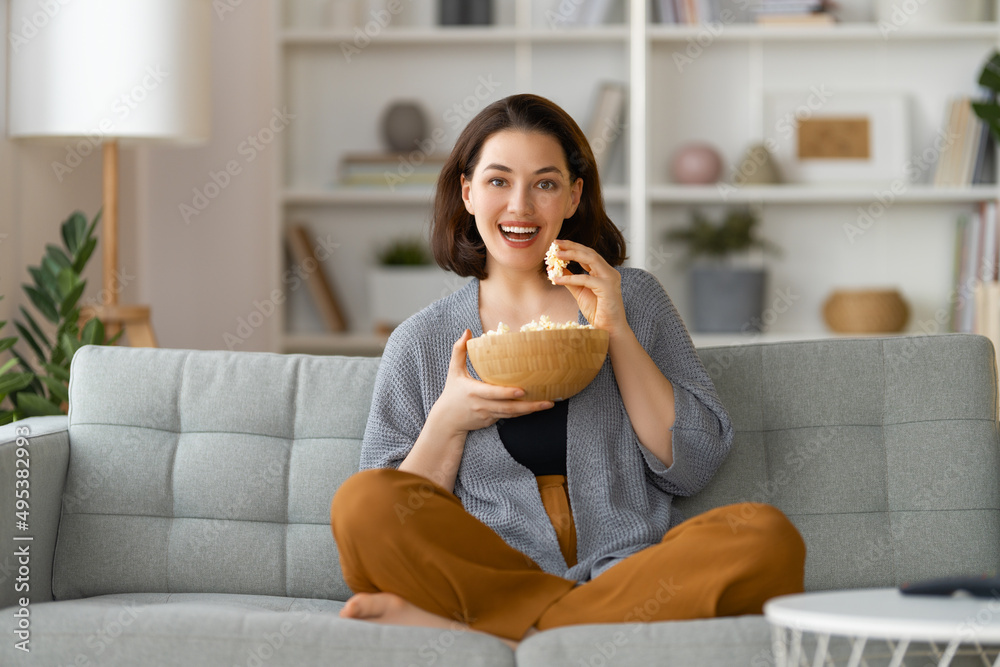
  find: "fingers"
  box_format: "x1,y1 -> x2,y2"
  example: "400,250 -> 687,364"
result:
549,239 -> 608,276
448,329 -> 472,375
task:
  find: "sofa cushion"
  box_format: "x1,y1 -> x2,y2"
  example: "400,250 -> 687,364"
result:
56,347 -> 381,602
0,593 -> 514,666
683,334 -> 1000,591
516,615 -> 770,667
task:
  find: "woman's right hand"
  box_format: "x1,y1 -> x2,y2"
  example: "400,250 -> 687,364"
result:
431,329 -> 554,436
401,330 -> 553,493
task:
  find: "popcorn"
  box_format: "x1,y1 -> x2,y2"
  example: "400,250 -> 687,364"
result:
545,241 -> 568,284
485,322 -> 510,335
481,315 -> 593,336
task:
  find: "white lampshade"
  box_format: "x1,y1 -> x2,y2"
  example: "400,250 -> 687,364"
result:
7,0 -> 211,143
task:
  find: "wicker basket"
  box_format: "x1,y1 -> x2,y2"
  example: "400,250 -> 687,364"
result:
822,289 -> 910,334
466,328 -> 609,402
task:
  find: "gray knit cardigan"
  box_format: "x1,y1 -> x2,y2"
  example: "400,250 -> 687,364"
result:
360,267 -> 734,582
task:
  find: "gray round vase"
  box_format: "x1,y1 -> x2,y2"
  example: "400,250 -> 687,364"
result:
690,266 -> 766,333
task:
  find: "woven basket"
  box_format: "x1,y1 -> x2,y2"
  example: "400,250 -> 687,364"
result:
822,289 -> 909,334
466,328 -> 609,402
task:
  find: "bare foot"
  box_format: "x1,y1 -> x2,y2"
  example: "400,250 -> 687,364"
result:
339,592 -> 531,650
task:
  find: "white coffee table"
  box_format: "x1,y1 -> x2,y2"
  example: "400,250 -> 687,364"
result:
764,588 -> 1000,667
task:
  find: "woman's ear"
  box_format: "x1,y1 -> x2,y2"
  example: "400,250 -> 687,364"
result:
461,174 -> 474,214
565,177 -> 583,218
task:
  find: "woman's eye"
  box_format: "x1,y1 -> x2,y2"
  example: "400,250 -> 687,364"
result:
489,178 -> 506,187
538,180 -> 556,191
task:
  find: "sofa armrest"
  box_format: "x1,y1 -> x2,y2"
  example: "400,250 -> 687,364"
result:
0,416 -> 69,609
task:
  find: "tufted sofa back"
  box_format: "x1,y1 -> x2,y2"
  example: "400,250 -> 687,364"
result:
54,334 -> 999,601
680,334 -> 1000,591
55,346 -> 379,602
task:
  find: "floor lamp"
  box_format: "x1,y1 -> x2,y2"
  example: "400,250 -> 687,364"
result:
7,0 -> 211,347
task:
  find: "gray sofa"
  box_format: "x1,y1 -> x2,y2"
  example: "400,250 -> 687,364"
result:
1,333 -> 997,666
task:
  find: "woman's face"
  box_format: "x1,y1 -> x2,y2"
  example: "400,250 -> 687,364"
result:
461,130 -> 583,277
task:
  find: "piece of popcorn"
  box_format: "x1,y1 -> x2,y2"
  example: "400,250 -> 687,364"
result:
545,242 -> 568,284
485,322 -> 510,335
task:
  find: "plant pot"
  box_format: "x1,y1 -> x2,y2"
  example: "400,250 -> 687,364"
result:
689,266 -> 766,333
368,266 -> 467,331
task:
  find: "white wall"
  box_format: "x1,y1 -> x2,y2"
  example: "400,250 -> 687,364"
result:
141,1 -> 275,352
3,0 -> 276,353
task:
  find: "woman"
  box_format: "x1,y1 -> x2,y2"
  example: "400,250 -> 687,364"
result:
331,93 -> 805,648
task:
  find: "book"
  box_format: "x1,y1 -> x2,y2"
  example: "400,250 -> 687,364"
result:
574,0 -> 613,25
982,200 -> 999,282
585,82 -> 627,176
654,0 -> 677,24
286,223 -> 347,333
340,152 -> 448,188
934,98 -> 966,186
755,12 -> 835,25
958,104 -> 983,186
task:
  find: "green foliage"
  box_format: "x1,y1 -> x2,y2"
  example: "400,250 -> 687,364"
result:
0,296 -> 34,425
377,237 -> 432,266
665,209 -> 781,266
972,50 -> 1000,143
0,210 -> 121,424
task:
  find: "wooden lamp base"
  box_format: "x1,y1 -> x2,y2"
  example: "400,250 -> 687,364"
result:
80,305 -> 158,348
92,141 -> 158,349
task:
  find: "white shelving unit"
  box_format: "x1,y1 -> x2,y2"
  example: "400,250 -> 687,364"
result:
272,0 -> 1000,355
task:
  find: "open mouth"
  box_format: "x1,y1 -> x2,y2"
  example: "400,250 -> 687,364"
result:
499,224 -> 540,242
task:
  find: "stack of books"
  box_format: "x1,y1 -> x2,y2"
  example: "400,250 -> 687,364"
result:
653,0 -> 720,24
933,97 -> 995,187
952,201 -> 998,334
339,153 -> 448,189
753,0 -> 834,26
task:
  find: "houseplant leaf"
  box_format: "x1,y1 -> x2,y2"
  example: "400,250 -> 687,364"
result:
72,237 -> 98,275
29,266 -> 60,299
977,50 -> 1000,91
41,362 -> 70,383
45,245 -> 73,271
80,317 -> 106,346
0,336 -> 17,355
13,323 -> 44,365
15,391 -> 63,417
0,372 -> 34,396
18,306 -> 52,353
39,375 -> 69,405
23,285 -> 59,323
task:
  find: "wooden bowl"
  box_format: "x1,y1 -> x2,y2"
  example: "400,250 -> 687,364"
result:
466,328 -> 609,401
822,289 -> 910,333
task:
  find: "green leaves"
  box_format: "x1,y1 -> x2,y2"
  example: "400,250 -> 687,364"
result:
973,50 -> 1000,143
666,209 -> 781,266
1,210 -> 117,422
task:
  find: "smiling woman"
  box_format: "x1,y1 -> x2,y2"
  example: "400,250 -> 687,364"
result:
329,93 -> 805,651
431,94 -> 626,282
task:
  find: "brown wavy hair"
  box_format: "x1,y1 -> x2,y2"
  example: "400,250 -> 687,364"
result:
431,93 -> 627,280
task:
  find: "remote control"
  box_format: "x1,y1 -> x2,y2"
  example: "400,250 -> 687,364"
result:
900,575 -> 1000,598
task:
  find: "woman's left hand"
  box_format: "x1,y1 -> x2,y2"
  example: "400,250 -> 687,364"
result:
550,239 -> 628,336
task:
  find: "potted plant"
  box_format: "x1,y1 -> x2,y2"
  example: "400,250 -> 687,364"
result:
368,237 -> 468,332
665,208 -> 781,333
0,210 -> 120,424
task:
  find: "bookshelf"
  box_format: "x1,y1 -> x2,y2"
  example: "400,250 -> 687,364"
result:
272,0 -> 1000,355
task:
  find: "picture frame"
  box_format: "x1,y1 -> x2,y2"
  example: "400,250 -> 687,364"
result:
763,91 -> 910,185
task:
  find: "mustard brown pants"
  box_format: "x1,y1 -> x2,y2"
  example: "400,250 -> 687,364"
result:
330,468 -> 805,642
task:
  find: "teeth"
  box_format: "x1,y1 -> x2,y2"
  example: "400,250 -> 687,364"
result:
500,225 -> 539,234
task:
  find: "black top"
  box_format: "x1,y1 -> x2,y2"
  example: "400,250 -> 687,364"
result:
497,399 -> 568,476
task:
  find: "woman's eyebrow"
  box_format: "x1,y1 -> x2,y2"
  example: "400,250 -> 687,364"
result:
483,163 -> 564,176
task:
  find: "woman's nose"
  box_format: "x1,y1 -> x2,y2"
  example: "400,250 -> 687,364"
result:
507,185 -> 534,215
